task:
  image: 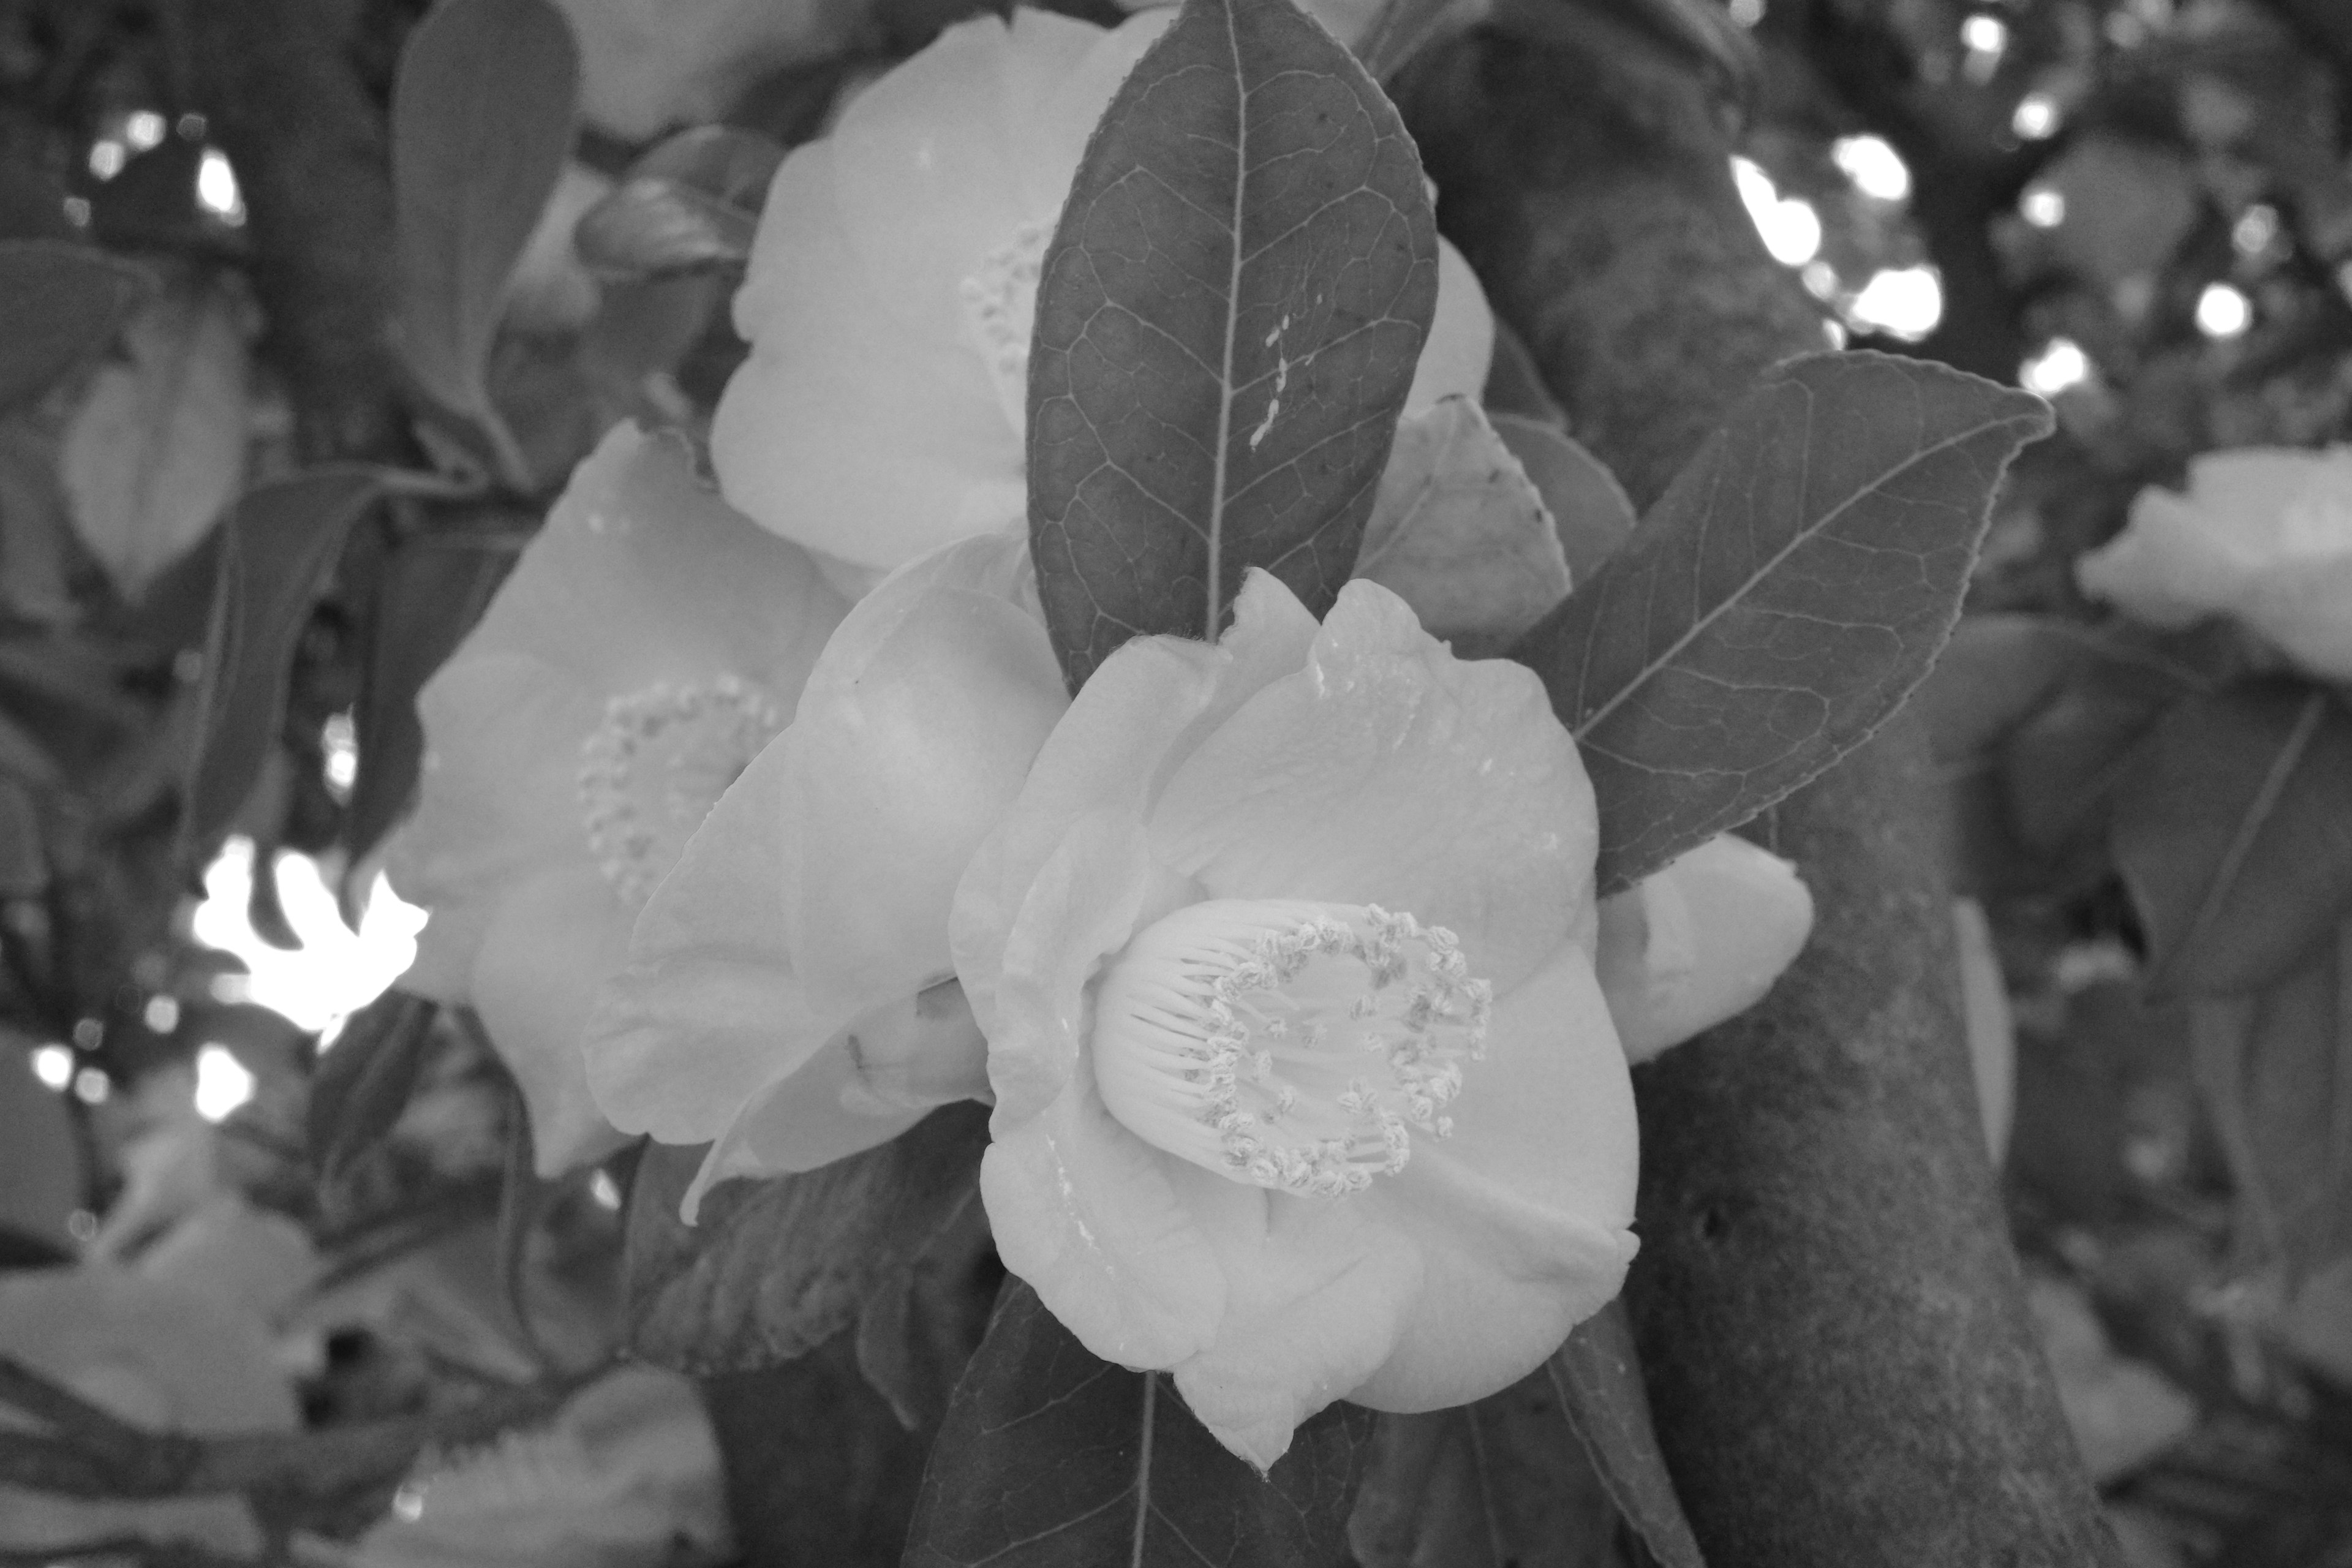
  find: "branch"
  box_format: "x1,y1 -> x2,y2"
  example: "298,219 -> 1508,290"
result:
1398,9 -> 2124,1564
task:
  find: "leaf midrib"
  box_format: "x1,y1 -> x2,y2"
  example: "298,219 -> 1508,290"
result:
1570,398 -> 2036,740
1202,0 -> 1251,644
2160,689 -> 2328,987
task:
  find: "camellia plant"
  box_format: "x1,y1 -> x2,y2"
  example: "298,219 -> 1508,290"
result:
21,0 -> 2293,1559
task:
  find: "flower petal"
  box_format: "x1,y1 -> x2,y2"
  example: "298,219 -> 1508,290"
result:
2077,486 -> 2260,630
1167,1180 -> 1422,1471
1148,579 -> 1594,992
1349,946 -> 1638,1411
462,422 -> 845,703
784,533 -> 1070,1025
1594,833 -> 1815,1063
980,1050 -> 1227,1370
584,731 -> 826,1146
469,862 -> 635,1174
681,1036 -> 932,1221
2242,551 -> 2352,681
715,140 -> 1025,568
951,573 -> 1318,1044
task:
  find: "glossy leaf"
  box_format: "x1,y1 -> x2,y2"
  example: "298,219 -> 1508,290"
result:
1482,318 -> 1567,428
904,1280 -> 1376,1567
1027,0 -> 1439,689
0,241 -> 150,410
1354,396 -> 1568,655
574,127 -> 783,282
625,1102 -> 990,1375
1548,1302 -> 1706,1568
1490,412 -> 1635,586
182,469 -> 383,850
310,990 -> 439,1183
1348,1374 -> 1621,1568
59,280 -> 250,600
2113,683 -> 2352,998
391,0 -> 579,420
344,537 -> 515,862
1512,351 -> 2052,894
2190,922 -> 2352,1282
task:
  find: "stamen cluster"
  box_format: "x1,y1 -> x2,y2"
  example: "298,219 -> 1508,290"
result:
577,675 -> 783,906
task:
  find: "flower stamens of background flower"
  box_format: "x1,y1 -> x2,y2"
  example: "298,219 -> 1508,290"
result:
577,674 -> 786,908
959,219 -> 1054,432
1091,899 -> 1493,1197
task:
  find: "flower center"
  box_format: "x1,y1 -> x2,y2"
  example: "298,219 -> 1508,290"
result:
576,675 -> 785,907
1090,899 -> 1492,1197
957,219 -> 1054,437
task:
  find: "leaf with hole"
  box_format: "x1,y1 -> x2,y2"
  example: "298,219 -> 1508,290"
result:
2112,682 -> 2352,998
1512,351 -> 2052,893
1027,0 -> 1439,689
903,1280 -> 1376,1567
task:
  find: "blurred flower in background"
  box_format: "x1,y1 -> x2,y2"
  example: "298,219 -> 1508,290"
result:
550,0 -> 869,141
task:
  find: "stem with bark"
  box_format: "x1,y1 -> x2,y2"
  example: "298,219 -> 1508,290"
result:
1399,8 -> 2123,1562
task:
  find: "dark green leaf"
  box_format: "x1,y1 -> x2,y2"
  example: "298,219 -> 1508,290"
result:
1027,0 -> 1440,689
625,1102 -> 991,1374
309,990 -> 439,1183
1996,651 -> 2180,861
391,0 -> 579,419
0,775 -> 45,897
1348,1374 -> 1624,1568
1490,412 -> 1635,586
1548,1302 -> 1706,1568
904,1280 -> 1376,1567
2113,683 -> 2352,998
344,538 -> 514,861
1512,352 -> 2052,894
2190,924 -> 2352,1282
1915,614 -> 2084,768
701,1340 -> 930,1568
182,469 -> 383,851
0,241 -> 151,410
851,1188 -> 995,1432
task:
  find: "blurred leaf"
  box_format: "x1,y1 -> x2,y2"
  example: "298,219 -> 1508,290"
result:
391,0 -> 579,423
0,707 -> 60,789
625,1102 -> 990,1375
344,537 -> 515,862
903,1280 -> 1376,1567
1349,1372 -> 1623,1568
2113,683 -> 2352,998
0,241 -> 151,410
182,468 -> 383,851
575,127 -> 784,283
0,414 -> 75,625
1027,0 -> 1439,688
1355,396 -> 1569,655
1997,652 -> 2180,862
1483,318 -> 1567,428
1357,0 -> 1492,78
1548,1302 -> 1705,1568
852,1188 -> 994,1433
0,775 -> 45,896
1512,352 -> 2053,894
1916,614 -> 2086,768
1490,412 -> 1635,586
311,990 -> 439,1183
59,279 -> 251,600
2035,135 -> 2199,289
2190,922 -> 2352,1282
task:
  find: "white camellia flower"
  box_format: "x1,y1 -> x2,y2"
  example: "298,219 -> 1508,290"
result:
711,7 -> 1496,586
550,0 -> 868,142
387,423 -> 846,1173
2076,445 -> 2352,682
